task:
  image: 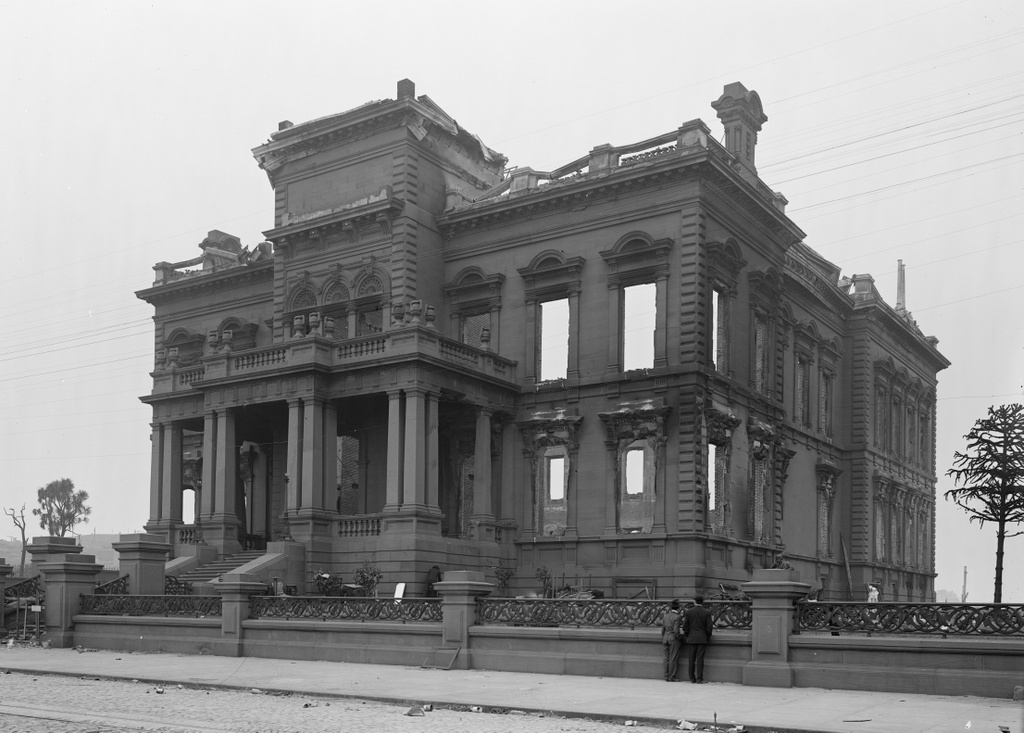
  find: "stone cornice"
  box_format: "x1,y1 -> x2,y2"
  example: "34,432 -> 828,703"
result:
136,261 -> 275,306
851,305 -> 950,373
438,151 -> 803,246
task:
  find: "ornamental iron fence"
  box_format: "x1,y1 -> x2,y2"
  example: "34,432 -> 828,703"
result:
3,576 -> 42,604
249,595 -> 442,623
79,594 -> 222,617
796,602 -> 1024,636
164,575 -> 193,595
475,598 -> 752,630
94,575 -> 129,595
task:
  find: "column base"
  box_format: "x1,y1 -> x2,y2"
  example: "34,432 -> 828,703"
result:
202,515 -> 243,558
468,514 -> 497,542
143,519 -> 181,546
383,506 -> 443,535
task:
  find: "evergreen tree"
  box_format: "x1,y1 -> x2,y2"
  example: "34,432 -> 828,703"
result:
33,478 -> 91,538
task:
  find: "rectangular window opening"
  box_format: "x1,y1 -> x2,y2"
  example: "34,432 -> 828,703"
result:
547,456 -> 565,501
707,443 -> 718,511
539,298 -> 569,381
712,288 -> 722,371
623,283 -> 656,371
624,448 -> 645,495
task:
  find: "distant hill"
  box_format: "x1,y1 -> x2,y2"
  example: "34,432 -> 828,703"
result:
0,532 -> 140,573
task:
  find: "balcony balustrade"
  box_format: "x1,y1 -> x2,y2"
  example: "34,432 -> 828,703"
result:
151,325 -> 517,395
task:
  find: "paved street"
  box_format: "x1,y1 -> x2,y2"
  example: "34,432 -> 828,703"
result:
0,671 -> 671,733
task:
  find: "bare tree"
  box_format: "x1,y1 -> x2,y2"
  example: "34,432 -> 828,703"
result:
945,403 -> 1024,603
3,503 -> 28,575
32,478 -> 91,538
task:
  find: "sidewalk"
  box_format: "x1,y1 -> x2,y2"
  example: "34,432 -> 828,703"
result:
0,645 -> 1019,733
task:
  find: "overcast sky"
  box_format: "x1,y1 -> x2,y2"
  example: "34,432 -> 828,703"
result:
1,1 -> 1021,602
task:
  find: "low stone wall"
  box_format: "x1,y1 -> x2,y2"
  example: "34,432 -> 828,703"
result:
242,619 -> 442,666
73,616 -> 224,655
790,634 -> 1023,699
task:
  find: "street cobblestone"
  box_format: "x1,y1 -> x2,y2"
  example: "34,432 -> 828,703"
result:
0,671 -> 671,733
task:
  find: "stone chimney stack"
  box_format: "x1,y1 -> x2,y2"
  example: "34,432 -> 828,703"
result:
711,82 -> 767,185
896,259 -> 907,312
397,78 -> 416,100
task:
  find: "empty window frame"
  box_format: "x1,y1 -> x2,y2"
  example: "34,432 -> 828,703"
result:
795,356 -> 811,427
707,442 -> 719,511
539,298 -> 569,381
547,455 -> 566,500
624,447 -> 645,495
753,314 -> 770,394
819,370 -> 834,437
461,311 -> 491,348
711,286 -> 730,374
622,283 -> 656,371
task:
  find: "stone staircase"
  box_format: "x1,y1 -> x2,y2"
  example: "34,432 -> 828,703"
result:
175,550 -> 267,586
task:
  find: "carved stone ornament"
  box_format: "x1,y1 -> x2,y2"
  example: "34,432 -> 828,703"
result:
517,409 -> 583,454
747,418 -> 779,461
705,407 -> 741,446
598,399 -> 671,445
816,462 -> 842,498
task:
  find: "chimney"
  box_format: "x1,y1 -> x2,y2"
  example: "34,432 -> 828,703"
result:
896,259 -> 906,312
711,82 -> 767,184
397,79 -> 416,100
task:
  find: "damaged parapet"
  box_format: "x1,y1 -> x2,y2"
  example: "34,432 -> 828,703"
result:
152,230 -> 273,285
711,82 -> 768,185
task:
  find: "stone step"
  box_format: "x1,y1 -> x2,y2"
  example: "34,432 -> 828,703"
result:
177,551 -> 267,584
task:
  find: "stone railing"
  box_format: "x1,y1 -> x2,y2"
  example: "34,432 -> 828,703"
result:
337,335 -> 388,359
79,594 -> 222,617
250,596 -> 442,622
178,525 -> 203,544
234,347 -> 286,371
177,367 -> 205,386
337,514 -> 382,537
797,602 -> 1024,636
475,598 -> 752,630
94,575 -> 129,595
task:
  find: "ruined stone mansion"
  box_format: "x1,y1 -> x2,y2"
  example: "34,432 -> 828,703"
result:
137,80 -> 948,600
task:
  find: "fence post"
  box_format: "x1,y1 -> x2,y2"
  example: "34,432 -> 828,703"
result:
740,570 -> 811,688
113,534 -> 172,595
26,536 -> 82,576
213,572 -> 266,657
434,570 -> 493,670
36,553 -> 103,648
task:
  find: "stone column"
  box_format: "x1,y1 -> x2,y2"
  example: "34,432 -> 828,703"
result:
200,411 -> 217,520
433,570 -> 493,670
301,398 -> 325,509
567,287 -> 581,380
286,398 -> 303,512
470,407 -> 496,540
148,423 -> 164,529
213,408 -> 238,518
213,572 -> 268,657
403,388 -> 428,510
606,283 -> 621,375
426,391 -> 440,510
524,298 -> 538,384
384,390 -> 404,512
113,534 -> 172,596
654,273 -> 669,369
37,553 -> 104,648
322,400 -> 339,510
740,570 -> 812,688
160,424 -> 183,524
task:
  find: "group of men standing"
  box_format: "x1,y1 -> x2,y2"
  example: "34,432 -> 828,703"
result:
661,596 -> 714,683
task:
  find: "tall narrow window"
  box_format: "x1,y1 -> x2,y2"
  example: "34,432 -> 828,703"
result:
623,283 -> 656,371
707,443 -> 718,511
624,448 -> 645,495
539,298 -> 569,381
547,456 -> 565,500
754,315 -> 769,394
711,288 -> 720,369
796,357 -> 811,427
819,371 -> 834,437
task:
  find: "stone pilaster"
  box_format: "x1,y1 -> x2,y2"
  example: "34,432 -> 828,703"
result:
113,533 -> 172,596
37,553 -> 104,648
740,570 -> 811,688
433,570 -> 493,670
213,572 -> 268,657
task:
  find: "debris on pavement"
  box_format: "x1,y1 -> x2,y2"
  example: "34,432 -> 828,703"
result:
404,706 -> 425,716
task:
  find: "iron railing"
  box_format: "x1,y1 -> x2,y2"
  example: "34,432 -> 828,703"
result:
79,594 -> 221,617
94,575 -> 129,595
3,576 -> 42,604
250,596 -> 442,622
796,602 -> 1024,636
475,598 -> 752,630
164,575 -> 193,596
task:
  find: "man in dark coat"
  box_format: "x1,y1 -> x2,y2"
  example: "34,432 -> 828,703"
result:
681,595 -> 714,683
661,599 -> 683,681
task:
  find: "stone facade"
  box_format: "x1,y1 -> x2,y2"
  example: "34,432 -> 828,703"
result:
137,80 -> 948,600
